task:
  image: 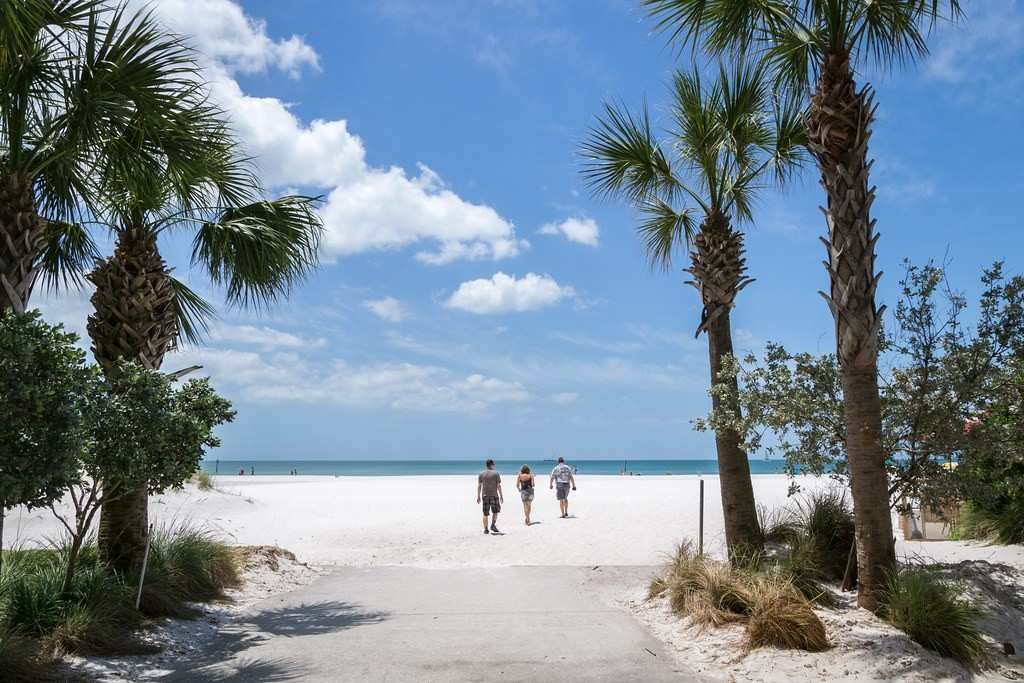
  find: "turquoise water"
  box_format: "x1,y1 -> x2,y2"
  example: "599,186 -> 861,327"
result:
201,459 -> 787,477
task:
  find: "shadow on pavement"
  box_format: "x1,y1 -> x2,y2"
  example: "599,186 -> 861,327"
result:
162,601 -> 389,681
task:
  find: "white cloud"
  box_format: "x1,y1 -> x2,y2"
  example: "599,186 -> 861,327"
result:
445,272 -> 573,314
172,346 -> 529,413
538,216 -> 599,247
209,323 -> 326,350
135,0 -> 319,78
364,297 -> 405,323
549,392 -> 578,405
144,0 -> 524,266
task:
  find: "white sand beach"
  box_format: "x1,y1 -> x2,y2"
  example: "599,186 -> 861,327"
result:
8,474 -> 828,566
7,474 -> 1024,682
11,474 -> 1023,569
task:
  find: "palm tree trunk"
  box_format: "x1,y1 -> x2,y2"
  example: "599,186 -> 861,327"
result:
88,228 -> 177,573
809,51 -> 895,611
687,213 -> 761,554
0,174 -> 45,313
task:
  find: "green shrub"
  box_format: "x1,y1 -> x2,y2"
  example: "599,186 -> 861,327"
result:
747,576 -> 830,652
757,504 -> 800,544
879,567 -> 985,664
0,548 -> 136,654
793,489 -> 855,581
139,523 -> 241,616
777,537 -> 834,606
957,500 -> 1024,545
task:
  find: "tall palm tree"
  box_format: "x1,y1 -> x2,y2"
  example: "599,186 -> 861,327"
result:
643,0 -> 962,610
83,111 -> 322,573
1,1 -> 202,313
581,59 -> 806,555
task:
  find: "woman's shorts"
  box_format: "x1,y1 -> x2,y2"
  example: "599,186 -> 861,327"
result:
520,489 -> 535,503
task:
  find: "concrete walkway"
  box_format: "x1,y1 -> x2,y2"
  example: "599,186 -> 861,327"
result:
178,566 -> 706,682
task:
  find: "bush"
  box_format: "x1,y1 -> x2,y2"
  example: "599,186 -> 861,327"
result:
747,577 -> 830,651
776,537 -> 834,606
879,567 -> 985,664
139,523 -> 241,616
0,548 -> 137,654
793,489 -> 855,582
664,545 -> 752,626
0,625 -> 48,683
757,504 -> 800,544
193,470 -> 214,491
957,500 -> 1024,545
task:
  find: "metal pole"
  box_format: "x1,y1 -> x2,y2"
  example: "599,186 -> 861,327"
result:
135,523 -> 155,610
698,477 -> 705,557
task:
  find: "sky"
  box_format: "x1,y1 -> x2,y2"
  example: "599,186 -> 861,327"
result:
36,0 -> 1024,461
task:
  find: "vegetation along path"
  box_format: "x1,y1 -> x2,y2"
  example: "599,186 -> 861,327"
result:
182,566 -> 705,681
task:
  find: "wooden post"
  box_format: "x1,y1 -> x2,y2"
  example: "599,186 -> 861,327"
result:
698,478 -> 705,557
135,523 -> 155,610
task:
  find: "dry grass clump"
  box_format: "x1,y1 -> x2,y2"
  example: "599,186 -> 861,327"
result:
651,543 -> 830,652
663,543 -> 752,626
746,577 -> 830,652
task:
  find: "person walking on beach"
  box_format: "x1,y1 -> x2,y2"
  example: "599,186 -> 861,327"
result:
549,457 -> 576,518
516,465 -> 535,525
476,459 -> 503,534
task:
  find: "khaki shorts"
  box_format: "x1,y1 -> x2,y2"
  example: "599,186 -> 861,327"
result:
556,482 -> 571,500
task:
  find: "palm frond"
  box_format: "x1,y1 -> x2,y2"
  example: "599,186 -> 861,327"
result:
637,197 -> 698,271
169,276 -> 216,346
580,100 -> 678,204
191,196 -> 323,309
35,218 -> 100,292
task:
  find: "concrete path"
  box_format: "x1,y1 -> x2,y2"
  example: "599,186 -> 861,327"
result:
176,566 -> 706,682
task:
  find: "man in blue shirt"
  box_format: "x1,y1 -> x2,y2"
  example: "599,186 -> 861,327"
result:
549,456 -> 577,518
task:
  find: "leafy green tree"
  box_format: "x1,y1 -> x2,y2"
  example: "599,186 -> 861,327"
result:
699,260 -> 1024,529
52,361 -> 235,591
0,310 -> 85,572
0,0 -> 204,312
644,0 -> 964,609
580,59 -> 806,553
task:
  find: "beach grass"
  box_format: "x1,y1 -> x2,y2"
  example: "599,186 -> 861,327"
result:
658,543 -> 829,650
0,624 -> 49,683
0,523 -> 241,672
879,567 -> 985,665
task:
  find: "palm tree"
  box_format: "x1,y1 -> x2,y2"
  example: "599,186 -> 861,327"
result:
580,59 -> 806,555
643,0 -> 962,610
0,1 -> 202,313
83,112 -> 322,573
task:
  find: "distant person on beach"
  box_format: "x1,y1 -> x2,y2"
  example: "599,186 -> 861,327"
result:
250,465 -> 255,476
516,465 -> 535,525
238,468 -> 245,476
549,457 -> 576,518
476,459 -> 503,534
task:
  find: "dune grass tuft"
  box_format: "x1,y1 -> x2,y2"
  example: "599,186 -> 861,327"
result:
878,567 -> 985,665
193,470 -> 214,491
792,489 -> 855,582
139,523 -> 241,617
957,501 -> 1024,545
746,577 -> 830,652
0,624 -> 49,682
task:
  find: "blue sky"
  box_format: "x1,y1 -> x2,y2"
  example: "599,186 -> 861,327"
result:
39,0 -> 1024,461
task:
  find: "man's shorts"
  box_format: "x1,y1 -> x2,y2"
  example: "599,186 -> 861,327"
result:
556,482 -> 571,500
482,495 -> 501,515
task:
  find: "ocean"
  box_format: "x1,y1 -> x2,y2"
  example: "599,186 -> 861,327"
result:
201,459 -> 788,477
